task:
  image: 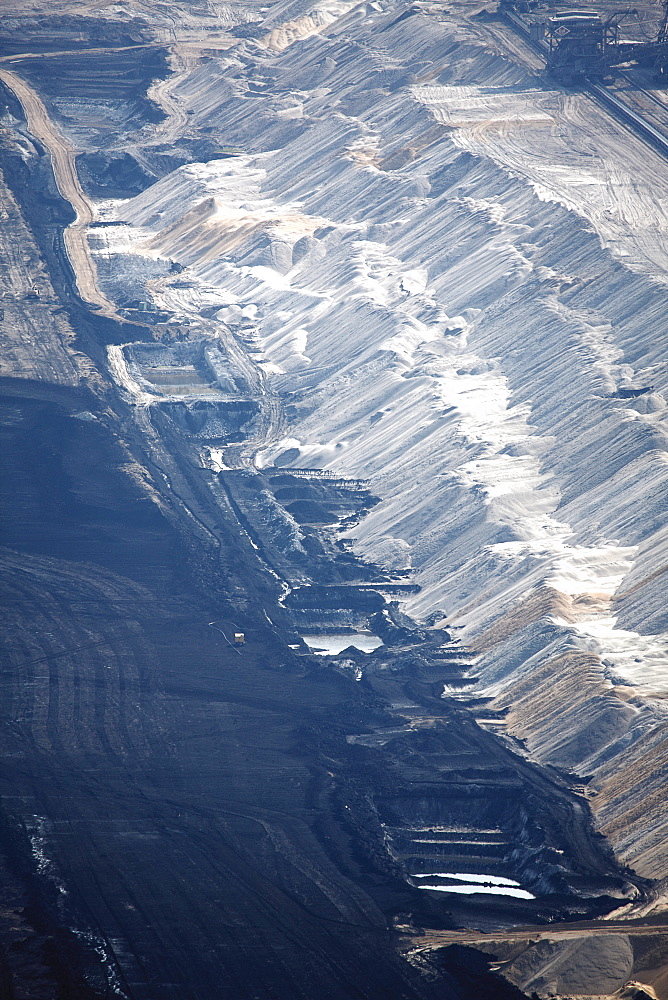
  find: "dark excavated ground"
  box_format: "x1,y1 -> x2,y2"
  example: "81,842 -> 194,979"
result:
0,385 -> 543,1000
0,21 -> 648,999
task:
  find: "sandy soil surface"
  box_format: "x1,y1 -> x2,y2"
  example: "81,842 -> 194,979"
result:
0,67 -> 121,317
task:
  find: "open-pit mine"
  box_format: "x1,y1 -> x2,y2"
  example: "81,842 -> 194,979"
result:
1,0 -> 668,997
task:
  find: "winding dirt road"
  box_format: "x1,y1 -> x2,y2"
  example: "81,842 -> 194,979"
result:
0,44 -> 156,65
0,67 -> 118,316
403,918 -> 668,950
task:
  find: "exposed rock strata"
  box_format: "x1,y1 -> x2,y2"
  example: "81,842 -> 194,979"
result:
95,1 -> 668,885
1,0 -> 668,997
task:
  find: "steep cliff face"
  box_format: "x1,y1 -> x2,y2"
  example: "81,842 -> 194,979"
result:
97,2 -> 668,885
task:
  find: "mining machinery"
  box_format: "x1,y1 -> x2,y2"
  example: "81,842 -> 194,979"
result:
500,0 -> 668,84
651,0 -> 668,77
543,8 -> 638,83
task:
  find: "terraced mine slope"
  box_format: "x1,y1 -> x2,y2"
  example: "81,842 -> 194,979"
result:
0,0 -> 668,998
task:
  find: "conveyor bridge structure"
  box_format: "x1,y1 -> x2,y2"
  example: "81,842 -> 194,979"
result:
541,8 -> 636,84
510,0 -> 668,84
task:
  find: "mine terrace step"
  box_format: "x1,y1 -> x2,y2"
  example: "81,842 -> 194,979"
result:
284,584 -> 419,610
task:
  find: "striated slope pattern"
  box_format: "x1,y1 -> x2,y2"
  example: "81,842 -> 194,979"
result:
94,0 -> 668,885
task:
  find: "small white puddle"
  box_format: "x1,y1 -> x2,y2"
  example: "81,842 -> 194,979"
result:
208,447 -> 229,472
410,872 -> 535,899
300,633 -> 383,655
411,872 -> 520,886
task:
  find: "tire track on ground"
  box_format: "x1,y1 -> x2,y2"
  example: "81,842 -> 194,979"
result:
0,67 -> 126,318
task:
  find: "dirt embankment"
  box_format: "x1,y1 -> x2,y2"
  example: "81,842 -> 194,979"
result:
0,67 -> 119,315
